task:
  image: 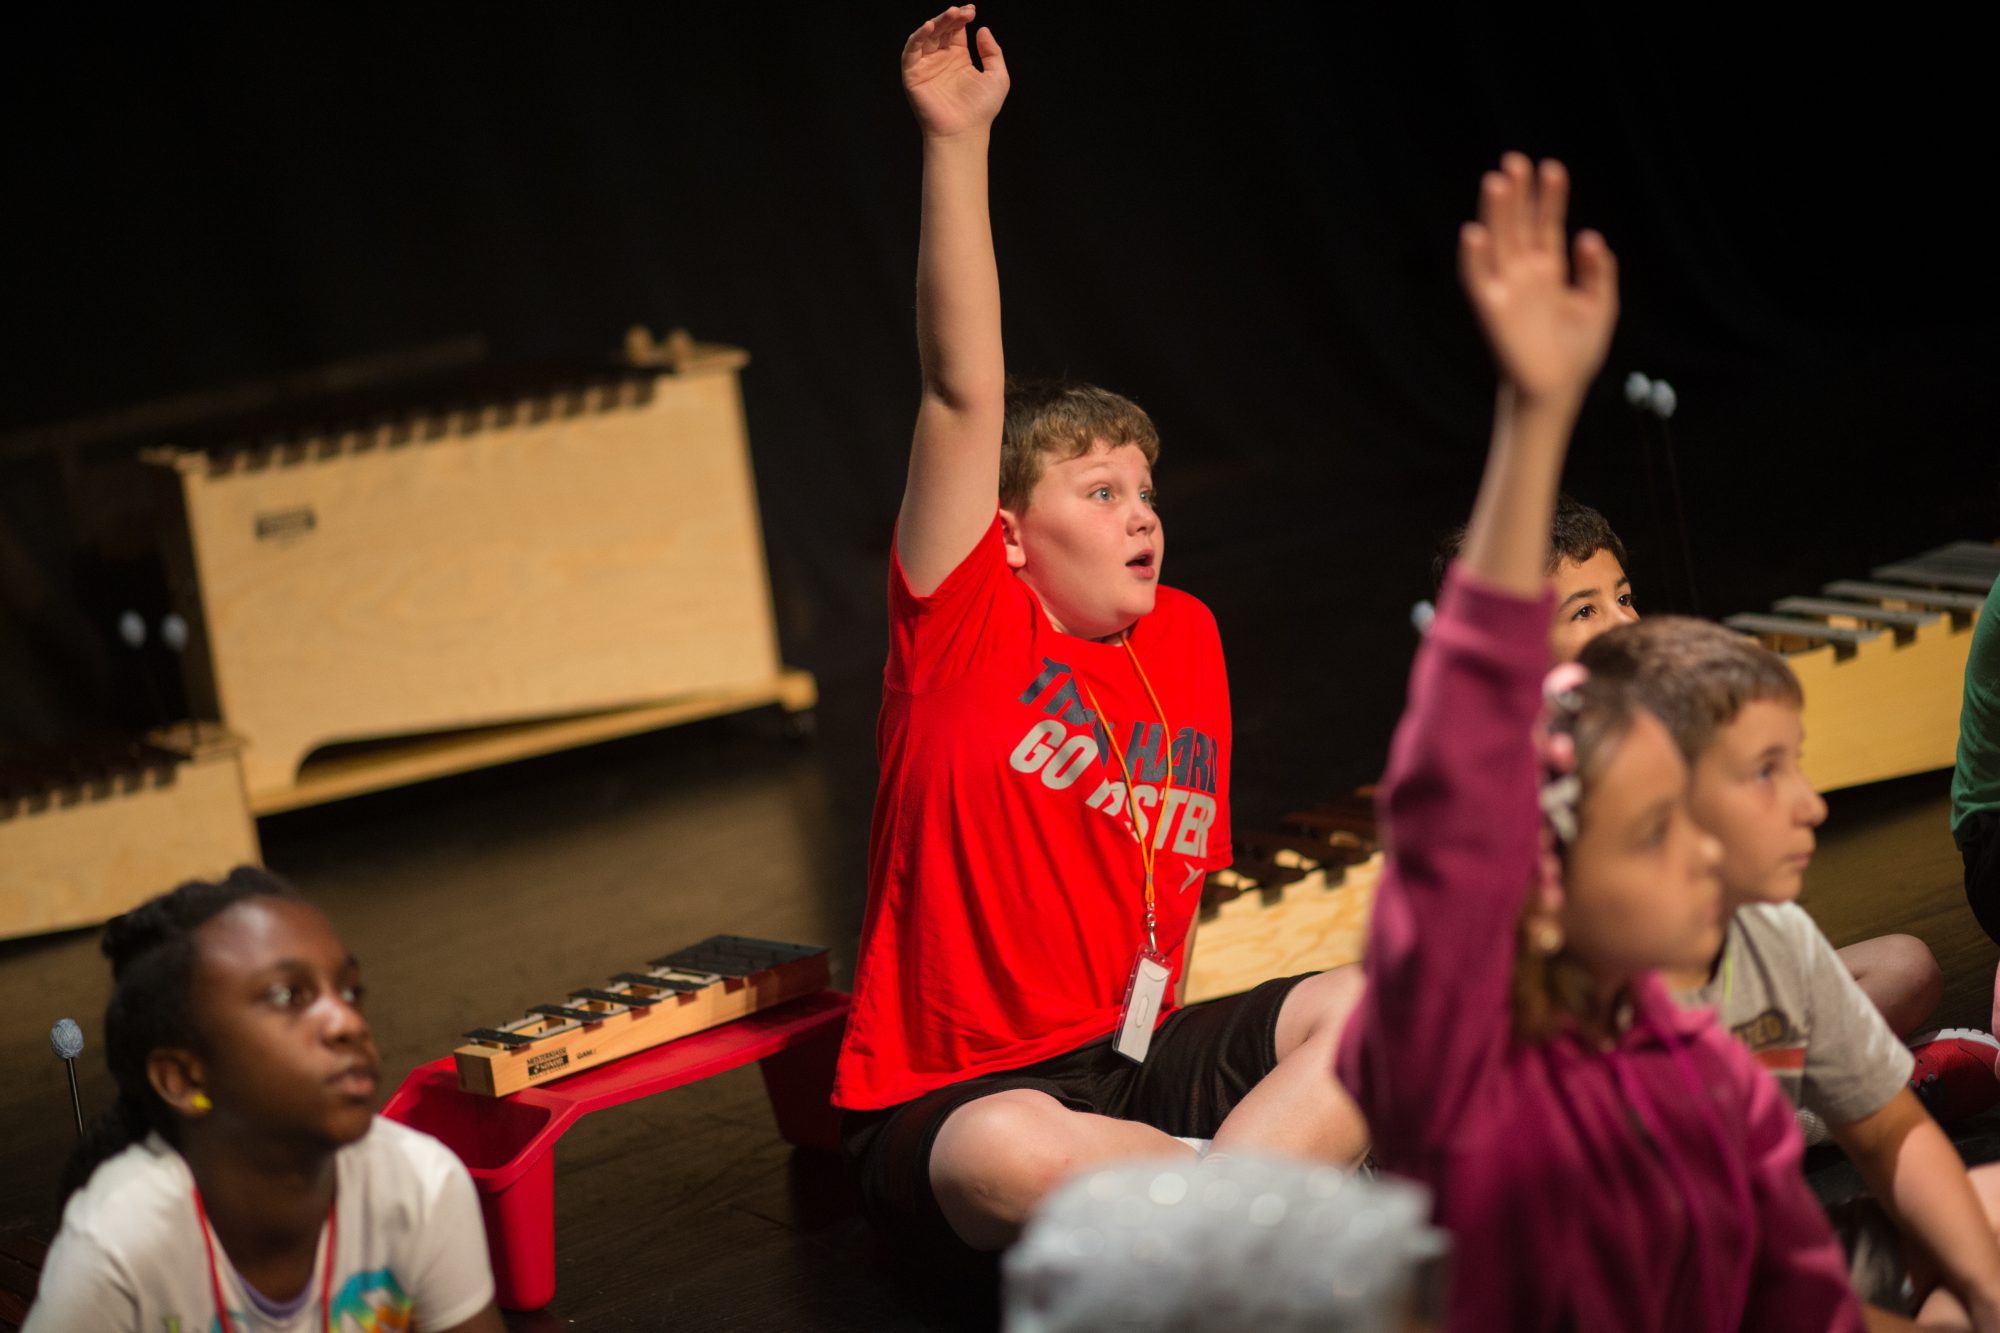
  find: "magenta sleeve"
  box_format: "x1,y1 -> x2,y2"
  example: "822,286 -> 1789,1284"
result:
1734,1048 -> 1866,1330
1337,565 -> 1553,1152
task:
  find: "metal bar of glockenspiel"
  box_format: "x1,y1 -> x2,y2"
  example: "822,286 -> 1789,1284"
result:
528,1004 -> 604,1025
572,987 -> 656,1008
613,971 -> 713,992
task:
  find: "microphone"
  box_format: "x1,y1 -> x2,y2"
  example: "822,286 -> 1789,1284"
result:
50,1019 -> 85,1138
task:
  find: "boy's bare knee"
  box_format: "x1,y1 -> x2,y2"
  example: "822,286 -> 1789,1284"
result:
1898,935 -> 1947,1015
1840,933 -> 1943,1035
930,1090 -> 1079,1249
1274,963 -> 1368,1059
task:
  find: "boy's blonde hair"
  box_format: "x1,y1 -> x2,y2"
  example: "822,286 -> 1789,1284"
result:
1577,617 -> 1803,765
1001,378 -> 1160,513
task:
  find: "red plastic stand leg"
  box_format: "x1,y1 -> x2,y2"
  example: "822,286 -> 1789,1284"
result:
480,1146 -> 557,1311
757,1013 -> 845,1151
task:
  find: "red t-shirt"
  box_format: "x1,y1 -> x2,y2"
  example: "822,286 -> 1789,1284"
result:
833,515 -> 1233,1111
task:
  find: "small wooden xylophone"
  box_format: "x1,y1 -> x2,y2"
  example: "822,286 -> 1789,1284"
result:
454,935 -> 830,1096
1723,540 -> 1996,793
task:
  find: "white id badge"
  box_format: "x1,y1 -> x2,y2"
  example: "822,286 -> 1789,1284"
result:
1114,952 -> 1172,1063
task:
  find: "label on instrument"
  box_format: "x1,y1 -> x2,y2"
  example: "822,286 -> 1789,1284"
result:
254,506 -> 317,542
527,1049 -> 569,1077
1114,953 -> 1171,1064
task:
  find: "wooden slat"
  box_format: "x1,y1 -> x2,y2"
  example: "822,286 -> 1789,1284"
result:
1724,613 -> 1880,648
1772,597 -> 1937,630
1870,560 -> 1997,593
1822,580 -> 1989,613
1235,829 -> 1372,868
1916,541 -> 2000,570
1280,803 -> 1378,842
1219,850 -> 1310,892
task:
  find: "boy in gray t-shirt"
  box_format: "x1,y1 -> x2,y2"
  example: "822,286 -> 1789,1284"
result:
1677,902 -> 1913,1138
1585,617 -> 2000,1323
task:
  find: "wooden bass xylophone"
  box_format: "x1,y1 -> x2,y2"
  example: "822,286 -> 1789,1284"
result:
0,722 -> 261,941
1723,540 -> 1996,793
140,329 -> 815,814
454,935 -> 830,1096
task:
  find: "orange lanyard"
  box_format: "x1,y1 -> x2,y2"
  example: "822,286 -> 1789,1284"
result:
1075,632 -> 1174,957
195,1186 -> 336,1333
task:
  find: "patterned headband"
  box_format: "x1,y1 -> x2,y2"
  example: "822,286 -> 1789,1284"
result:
1536,663 -> 1588,845
1531,662 -> 1588,923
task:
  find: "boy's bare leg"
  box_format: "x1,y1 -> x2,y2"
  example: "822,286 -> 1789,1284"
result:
1211,965 -> 1370,1163
1909,1161 -> 2000,1328
928,968 -> 1369,1250
1839,934 -> 1945,1037
930,1090 -> 1192,1250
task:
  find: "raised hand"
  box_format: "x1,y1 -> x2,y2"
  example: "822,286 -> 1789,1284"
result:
902,6 -> 1008,140
1459,154 -> 1618,406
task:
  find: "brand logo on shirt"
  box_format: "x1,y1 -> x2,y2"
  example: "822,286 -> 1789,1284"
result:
1007,657 -> 1220,870
1730,1007 -> 1806,1073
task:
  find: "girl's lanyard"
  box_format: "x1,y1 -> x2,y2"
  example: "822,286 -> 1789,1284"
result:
1075,632 -> 1176,1062
193,1186 -> 337,1333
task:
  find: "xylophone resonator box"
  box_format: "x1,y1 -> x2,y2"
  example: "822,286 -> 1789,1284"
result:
145,337 -> 800,807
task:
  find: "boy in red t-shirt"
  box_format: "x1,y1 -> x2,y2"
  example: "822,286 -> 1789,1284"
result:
834,6 -> 1364,1263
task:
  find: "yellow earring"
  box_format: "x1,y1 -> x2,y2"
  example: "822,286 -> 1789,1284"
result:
1530,919 -> 1564,956
189,1092 -> 213,1113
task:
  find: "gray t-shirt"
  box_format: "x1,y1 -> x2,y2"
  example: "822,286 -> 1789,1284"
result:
1675,903 -> 1913,1129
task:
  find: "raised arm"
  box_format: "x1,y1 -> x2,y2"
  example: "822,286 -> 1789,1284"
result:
895,5 -> 1010,595
1456,154 -> 1618,592
1341,154 -> 1621,1144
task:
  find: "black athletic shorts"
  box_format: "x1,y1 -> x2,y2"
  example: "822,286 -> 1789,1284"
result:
1964,810 -> 2000,948
841,972 -> 1310,1268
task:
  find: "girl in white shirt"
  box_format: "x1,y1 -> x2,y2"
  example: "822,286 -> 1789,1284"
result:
27,867 -> 500,1333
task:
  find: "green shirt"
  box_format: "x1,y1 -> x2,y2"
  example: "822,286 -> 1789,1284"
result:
1953,581 -> 2000,846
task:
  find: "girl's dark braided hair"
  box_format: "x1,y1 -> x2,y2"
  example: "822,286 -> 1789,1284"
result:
59,865 -> 298,1203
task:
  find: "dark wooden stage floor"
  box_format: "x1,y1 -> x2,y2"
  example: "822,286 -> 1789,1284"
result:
1,660 -> 1991,1331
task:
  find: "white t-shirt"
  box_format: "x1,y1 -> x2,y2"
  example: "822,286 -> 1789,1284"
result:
25,1117 -> 493,1333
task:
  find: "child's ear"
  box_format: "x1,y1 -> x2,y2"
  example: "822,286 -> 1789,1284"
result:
147,1049 -> 211,1117
998,508 -> 1028,571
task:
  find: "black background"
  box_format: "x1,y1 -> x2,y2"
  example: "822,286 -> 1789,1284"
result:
4,5 -> 1995,820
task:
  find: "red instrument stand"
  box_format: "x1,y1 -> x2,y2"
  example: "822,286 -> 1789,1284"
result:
383,989 -> 850,1311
